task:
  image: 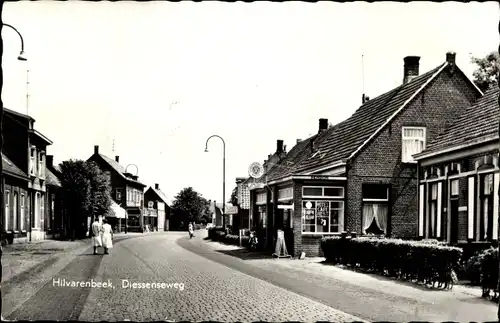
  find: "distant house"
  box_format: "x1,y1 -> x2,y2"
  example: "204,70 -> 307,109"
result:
87,145 -> 147,232
144,183 -> 171,231
414,87 -> 498,246
2,108 -> 53,243
249,52 -> 483,257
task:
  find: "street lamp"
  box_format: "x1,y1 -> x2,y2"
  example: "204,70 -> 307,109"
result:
1,22 -> 27,322
204,135 -> 226,230
2,24 -> 27,61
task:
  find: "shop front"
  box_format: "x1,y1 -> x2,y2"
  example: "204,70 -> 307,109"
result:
293,180 -> 346,257
274,186 -> 294,255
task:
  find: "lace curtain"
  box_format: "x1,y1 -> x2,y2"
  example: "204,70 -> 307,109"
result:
362,203 -> 388,234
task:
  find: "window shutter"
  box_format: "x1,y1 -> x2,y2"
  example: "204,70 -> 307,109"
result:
419,184 -> 425,237
493,173 -> 499,240
468,177 -> 475,239
437,182 -> 442,238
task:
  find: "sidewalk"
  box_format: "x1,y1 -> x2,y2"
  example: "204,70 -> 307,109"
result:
200,239 -> 488,303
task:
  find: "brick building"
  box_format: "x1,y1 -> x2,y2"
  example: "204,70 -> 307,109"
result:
45,155 -> 64,239
413,87 -> 498,246
87,146 -> 147,232
249,52 -> 482,257
2,108 -> 53,243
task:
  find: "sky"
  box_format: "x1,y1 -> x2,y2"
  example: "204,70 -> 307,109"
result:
2,1 -> 499,205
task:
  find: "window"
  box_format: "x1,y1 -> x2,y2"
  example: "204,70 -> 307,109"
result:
451,179 -> 459,196
302,186 -> 344,199
256,192 -> 267,205
278,187 -> 293,201
402,127 -> 426,163
13,192 -> 18,231
20,193 -> 25,231
40,193 -> 44,228
116,189 -> 122,201
30,147 -> 36,176
480,174 -> 494,241
428,183 -> 439,238
38,151 -> 45,178
362,184 -> 389,235
5,191 -> 10,231
301,200 -> 344,233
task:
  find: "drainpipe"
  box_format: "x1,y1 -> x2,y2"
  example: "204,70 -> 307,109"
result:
29,190 -> 32,242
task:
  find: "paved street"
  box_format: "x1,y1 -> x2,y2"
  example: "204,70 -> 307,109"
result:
4,232 -> 364,322
4,231 -> 498,322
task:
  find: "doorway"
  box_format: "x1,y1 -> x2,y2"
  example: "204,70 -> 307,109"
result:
450,198 -> 459,244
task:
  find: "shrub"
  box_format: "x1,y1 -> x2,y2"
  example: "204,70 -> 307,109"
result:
465,251 -> 484,285
208,226 -> 224,240
476,247 -> 499,299
321,235 -> 462,287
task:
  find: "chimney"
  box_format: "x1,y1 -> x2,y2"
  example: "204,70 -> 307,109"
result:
94,145 -> 99,154
446,51 -> 456,65
362,94 -> 370,104
403,56 -> 420,84
297,139 -> 302,144
46,155 -> 54,169
319,118 -> 328,133
115,156 -> 120,163
155,183 -> 159,190
276,140 -> 284,153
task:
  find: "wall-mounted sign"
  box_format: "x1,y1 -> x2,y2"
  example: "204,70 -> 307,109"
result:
305,201 -> 313,209
278,204 -> 294,210
248,162 -> 264,179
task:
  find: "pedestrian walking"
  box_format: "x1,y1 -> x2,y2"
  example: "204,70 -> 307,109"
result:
90,217 -> 102,255
101,218 -> 114,254
188,222 -> 194,239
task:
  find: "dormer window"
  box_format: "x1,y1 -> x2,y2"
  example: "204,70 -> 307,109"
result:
30,147 -> 36,176
402,127 -> 426,163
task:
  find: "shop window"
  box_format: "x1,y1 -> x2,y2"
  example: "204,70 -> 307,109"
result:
302,200 -> 344,233
362,184 -> 389,235
302,186 -> 344,198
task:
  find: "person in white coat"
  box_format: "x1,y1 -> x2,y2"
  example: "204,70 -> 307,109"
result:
90,217 -> 102,255
101,218 -> 113,254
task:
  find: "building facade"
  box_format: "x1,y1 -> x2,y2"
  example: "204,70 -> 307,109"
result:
3,108 -> 53,243
87,146 -> 147,232
44,155 -> 64,239
414,87 -> 498,246
249,52 -> 482,257
144,183 -> 170,231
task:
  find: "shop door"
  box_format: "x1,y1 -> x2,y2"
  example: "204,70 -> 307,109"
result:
450,198 -> 459,243
283,210 -> 294,256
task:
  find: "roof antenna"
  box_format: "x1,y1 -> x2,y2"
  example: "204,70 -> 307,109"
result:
26,69 -> 30,115
361,55 -> 370,104
112,139 -> 115,153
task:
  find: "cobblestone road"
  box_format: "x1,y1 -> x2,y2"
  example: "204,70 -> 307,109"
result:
78,233 -> 365,322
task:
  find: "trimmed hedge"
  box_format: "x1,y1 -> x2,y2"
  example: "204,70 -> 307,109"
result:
464,247 -> 499,300
207,226 -> 249,246
321,236 -> 461,288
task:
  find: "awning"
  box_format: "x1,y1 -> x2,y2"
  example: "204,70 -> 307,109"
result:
108,201 -> 126,219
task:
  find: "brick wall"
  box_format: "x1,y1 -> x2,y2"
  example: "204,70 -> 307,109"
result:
292,181 -> 303,257
301,235 -> 324,257
348,64 -> 480,238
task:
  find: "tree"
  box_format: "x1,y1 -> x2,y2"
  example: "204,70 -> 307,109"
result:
59,160 -> 111,239
471,51 -> 499,92
171,187 -> 210,227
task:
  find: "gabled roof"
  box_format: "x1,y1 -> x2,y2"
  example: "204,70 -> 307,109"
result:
292,63 -> 450,175
265,137 -> 317,182
93,154 -> 146,187
46,167 -> 61,187
146,186 -> 170,205
4,107 -> 35,121
414,86 -> 499,159
2,153 -> 29,181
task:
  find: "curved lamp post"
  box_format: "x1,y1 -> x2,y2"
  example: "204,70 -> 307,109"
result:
1,23 -> 27,322
204,135 -> 226,230
124,164 -> 142,233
